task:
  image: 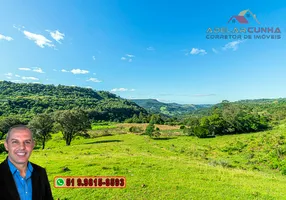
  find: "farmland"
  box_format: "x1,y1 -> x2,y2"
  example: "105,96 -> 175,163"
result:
1,123 -> 286,199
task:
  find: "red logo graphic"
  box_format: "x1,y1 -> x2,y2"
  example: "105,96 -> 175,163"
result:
228,9 -> 260,24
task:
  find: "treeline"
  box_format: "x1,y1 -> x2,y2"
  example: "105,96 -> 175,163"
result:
129,99 -> 212,116
125,112 -> 164,124
182,101 -> 270,138
0,81 -> 147,122
0,80 -> 102,98
0,110 -> 91,149
184,99 -> 286,122
124,111 -> 182,126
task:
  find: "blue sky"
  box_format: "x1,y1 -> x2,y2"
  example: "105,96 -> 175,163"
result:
0,0 -> 285,104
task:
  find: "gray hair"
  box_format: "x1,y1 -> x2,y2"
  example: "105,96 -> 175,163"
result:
6,125 -> 34,142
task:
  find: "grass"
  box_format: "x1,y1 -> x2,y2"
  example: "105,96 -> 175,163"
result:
91,122 -> 117,130
117,123 -> 180,131
1,123 -> 286,199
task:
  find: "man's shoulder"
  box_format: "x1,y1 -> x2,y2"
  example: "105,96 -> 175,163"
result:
30,162 -> 47,173
0,158 -> 10,179
0,157 -> 8,169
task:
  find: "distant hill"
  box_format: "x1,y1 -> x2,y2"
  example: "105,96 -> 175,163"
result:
130,99 -> 212,116
0,81 -> 147,122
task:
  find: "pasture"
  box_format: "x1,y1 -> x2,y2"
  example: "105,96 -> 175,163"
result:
1,123 -> 286,199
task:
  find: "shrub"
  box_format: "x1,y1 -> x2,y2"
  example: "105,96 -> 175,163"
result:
0,143 -> 7,154
129,126 -> 143,133
81,132 -> 91,138
145,123 -> 155,137
153,129 -> 161,138
144,123 -> 161,138
180,125 -> 185,129
102,130 -> 112,136
193,126 -> 209,138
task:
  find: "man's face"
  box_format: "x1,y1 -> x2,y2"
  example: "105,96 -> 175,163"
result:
4,128 -> 35,166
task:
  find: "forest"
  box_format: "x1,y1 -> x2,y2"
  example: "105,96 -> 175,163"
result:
0,80 -> 146,122
1,80 -> 286,144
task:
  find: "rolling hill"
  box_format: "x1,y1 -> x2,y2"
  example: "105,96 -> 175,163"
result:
0,81 -> 147,122
130,99 -> 212,116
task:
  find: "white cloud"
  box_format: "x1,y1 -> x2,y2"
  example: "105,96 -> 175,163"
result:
18,67 -> 44,73
111,88 -> 128,92
126,54 -> 135,58
61,69 -> 69,73
53,69 -> 57,72
0,34 -> 13,41
47,30 -> 65,43
93,73 -> 96,75
190,48 -> 207,55
111,88 -> 135,92
71,69 -> 89,74
13,25 -> 25,31
122,54 -> 134,62
11,80 -> 23,83
23,30 -> 55,48
212,48 -> 219,54
15,74 -> 21,77
223,40 -> 243,51
5,73 -> 13,77
86,86 -> 93,89
147,46 -> 155,51
19,68 -> 31,71
22,76 -> 39,80
92,56 -> 96,60
33,67 -> 44,73
87,78 -> 101,83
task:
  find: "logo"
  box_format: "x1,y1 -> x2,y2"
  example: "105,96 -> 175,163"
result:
206,9 -> 281,40
56,178 -> 65,186
228,9 -> 260,24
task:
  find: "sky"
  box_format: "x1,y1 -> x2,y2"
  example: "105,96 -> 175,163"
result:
0,0 -> 285,104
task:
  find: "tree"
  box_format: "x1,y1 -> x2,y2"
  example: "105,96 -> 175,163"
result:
153,127 -> 161,138
0,117 -> 22,139
185,116 -> 200,127
149,114 -> 164,124
138,112 -> 147,123
55,109 -> 91,145
203,114 -> 226,135
193,126 -> 209,138
145,122 -> 155,137
28,113 -> 54,149
144,119 -> 161,138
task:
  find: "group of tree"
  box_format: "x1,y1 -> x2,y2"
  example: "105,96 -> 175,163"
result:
125,112 -> 165,124
144,115 -> 161,138
0,117 -> 22,139
2,81 -> 286,144
0,109 -> 91,149
0,81 -> 147,122
184,101 -> 270,138
124,112 -> 181,126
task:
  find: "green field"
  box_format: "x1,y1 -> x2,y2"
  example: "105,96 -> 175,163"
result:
1,124 -> 286,200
